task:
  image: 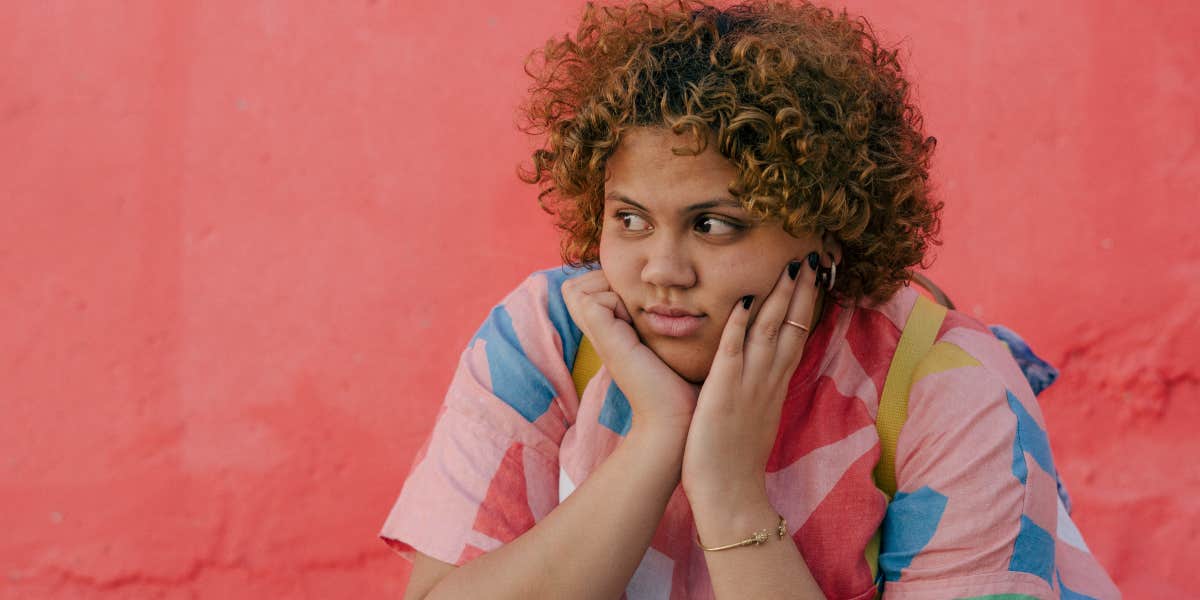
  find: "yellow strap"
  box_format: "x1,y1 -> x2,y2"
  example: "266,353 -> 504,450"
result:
865,528 -> 882,582
572,334 -> 602,401
873,293 -> 947,499
865,293 -> 947,591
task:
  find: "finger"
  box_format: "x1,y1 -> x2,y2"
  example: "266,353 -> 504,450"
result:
708,293 -> 755,384
563,270 -> 612,319
775,252 -> 821,374
614,296 -> 633,323
567,269 -> 612,295
563,272 -> 607,334
744,257 -> 807,370
589,290 -> 633,324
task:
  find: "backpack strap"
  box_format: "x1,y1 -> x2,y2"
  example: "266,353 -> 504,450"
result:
874,293 -> 948,499
572,334 -> 603,401
866,292 -> 948,589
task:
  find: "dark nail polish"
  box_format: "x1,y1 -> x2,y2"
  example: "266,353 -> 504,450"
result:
787,260 -> 802,280
807,252 -> 820,270
741,295 -> 754,309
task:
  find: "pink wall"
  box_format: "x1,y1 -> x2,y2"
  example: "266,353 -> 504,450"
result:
2,1 -> 1195,597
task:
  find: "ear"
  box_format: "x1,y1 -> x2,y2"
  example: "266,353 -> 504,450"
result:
820,231 -> 844,266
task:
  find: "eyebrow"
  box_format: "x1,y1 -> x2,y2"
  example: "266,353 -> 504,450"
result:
604,192 -> 744,214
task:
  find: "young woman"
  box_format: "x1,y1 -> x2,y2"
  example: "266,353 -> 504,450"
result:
380,2 -> 1120,598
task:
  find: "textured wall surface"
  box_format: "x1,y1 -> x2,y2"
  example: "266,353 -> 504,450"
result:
2,1 -> 1196,597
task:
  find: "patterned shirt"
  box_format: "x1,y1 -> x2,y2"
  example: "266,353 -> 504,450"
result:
380,265 -> 1120,599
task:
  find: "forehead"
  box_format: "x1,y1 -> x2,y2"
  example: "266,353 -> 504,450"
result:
605,128 -> 740,207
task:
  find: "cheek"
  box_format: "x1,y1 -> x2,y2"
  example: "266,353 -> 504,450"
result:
597,236 -> 635,293
703,258 -> 771,303
721,237 -> 802,294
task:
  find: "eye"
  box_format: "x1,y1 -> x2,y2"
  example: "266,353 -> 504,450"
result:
616,212 -> 651,232
695,215 -> 744,236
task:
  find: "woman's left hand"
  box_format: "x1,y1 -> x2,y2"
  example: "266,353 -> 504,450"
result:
681,253 -> 821,514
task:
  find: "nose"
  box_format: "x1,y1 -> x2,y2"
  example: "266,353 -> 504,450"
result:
640,236 -> 697,290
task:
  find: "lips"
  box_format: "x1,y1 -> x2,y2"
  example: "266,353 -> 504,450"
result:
642,308 -> 706,337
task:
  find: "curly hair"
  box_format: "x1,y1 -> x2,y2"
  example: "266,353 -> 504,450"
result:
516,0 -> 942,305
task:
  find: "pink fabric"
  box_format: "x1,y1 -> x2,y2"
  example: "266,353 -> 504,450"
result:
380,266 -> 1119,599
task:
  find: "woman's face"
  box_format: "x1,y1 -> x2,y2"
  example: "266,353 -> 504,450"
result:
599,127 -> 831,384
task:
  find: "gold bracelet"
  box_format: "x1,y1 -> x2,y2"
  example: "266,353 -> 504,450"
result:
696,515 -> 788,552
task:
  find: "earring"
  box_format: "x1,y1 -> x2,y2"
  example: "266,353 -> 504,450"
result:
815,253 -> 837,291
825,251 -> 837,291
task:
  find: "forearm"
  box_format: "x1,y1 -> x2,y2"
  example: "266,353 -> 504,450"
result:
424,425 -> 687,600
694,492 -> 826,599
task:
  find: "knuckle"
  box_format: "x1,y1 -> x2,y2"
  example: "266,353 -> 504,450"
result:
760,322 -> 781,343
721,339 -> 743,358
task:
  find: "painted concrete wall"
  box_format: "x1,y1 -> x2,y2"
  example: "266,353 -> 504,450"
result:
2,1 -> 1195,597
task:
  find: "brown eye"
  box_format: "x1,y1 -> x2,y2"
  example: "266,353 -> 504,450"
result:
695,216 -> 742,235
618,212 -> 651,232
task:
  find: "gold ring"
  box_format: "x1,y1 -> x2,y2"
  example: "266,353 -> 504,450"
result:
783,319 -> 809,333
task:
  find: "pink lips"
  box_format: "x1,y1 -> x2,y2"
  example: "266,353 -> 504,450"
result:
642,310 -> 705,337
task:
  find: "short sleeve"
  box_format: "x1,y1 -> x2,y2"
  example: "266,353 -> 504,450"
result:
879,326 -> 1120,599
378,267 -> 588,566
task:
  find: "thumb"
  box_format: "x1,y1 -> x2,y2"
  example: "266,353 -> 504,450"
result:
614,296 -> 633,324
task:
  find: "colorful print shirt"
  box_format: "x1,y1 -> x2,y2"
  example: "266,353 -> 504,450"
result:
380,265 -> 1120,599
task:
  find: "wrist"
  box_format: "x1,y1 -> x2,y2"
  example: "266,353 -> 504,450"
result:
685,475 -> 769,517
627,420 -> 689,448
623,424 -> 688,465
692,494 -> 780,550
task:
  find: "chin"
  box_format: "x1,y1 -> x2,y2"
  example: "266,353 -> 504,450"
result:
642,336 -> 715,384
677,366 -> 709,385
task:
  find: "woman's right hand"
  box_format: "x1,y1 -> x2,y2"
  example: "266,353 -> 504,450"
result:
561,268 -> 699,435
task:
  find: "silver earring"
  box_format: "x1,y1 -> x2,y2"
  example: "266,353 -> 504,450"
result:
825,252 -> 837,291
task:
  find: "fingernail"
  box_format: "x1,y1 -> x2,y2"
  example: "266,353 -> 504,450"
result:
807,252 -> 820,270
741,295 -> 754,309
787,260 -> 802,280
